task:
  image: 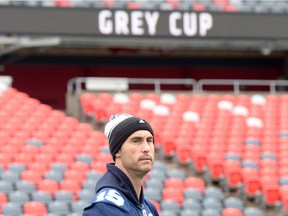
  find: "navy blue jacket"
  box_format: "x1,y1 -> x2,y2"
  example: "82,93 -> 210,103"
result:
83,163 -> 159,216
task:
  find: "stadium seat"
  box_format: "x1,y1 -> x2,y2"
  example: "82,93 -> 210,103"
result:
44,170 -> 63,183
145,187 -> 162,203
1,202 -> 23,215
260,183 -> 281,207
71,200 -> 87,214
183,188 -> 203,202
31,191 -> 53,205
204,186 -> 225,201
48,200 -> 70,215
242,173 -> 261,201
161,199 -> 180,214
15,181 -> 36,194
162,187 -> 184,206
182,198 -> 202,211
63,169 -> 87,183
1,170 -> 20,183
0,180 -> 15,194
192,3 -> 207,11
164,177 -> 184,190
50,162 -> 68,174
190,149 -> 207,173
202,208 -> 221,216
202,197 -> 223,212
0,192 -> 8,205
167,168 -> 186,180
145,177 -> 164,190
13,152 -> 35,167
23,201 -> 48,215
126,2 -> 142,9
222,160 -> 242,190
54,190 -> 74,203
223,197 -> 244,210
184,176 -> 205,192
77,189 -> 95,202
86,170 -> 103,181
76,154 -> 93,165
243,206 -> 264,216
37,179 -> 59,196
221,207 -> 243,216
54,153 -> 75,166
0,153 -> 13,169
206,157 -> 224,183
21,170 -> 43,184
69,160 -> 90,174
59,179 -> 82,196
8,162 -> 26,174
180,209 -> 201,216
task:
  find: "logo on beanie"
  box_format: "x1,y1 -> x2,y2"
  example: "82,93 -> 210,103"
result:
139,119 -> 145,123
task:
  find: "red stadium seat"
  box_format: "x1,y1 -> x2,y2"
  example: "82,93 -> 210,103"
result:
166,0 -> 180,9
0,153 -> 13,168
222,208 -> 243,216
164,177 -> 184,190
162,187 -> 184,206
261,184 -> 281,207
27,161 -> 50,173
55,0 -> 72,7
90,161 -> 108,174
223,160 -> 242,190
21,170 -> 43,184
37,179 -> 59,196
127,2 -> 141,9
1,145 -> 21,157
23,201 -> 48,215
280,185 -> 288,215
69,161 -> 90,173
242,173 -> 261,200
63,169 -> 87,183
190,149 -> 207,173
206,157 -> 224,182
34,153 -> 55,164
59,179 -> 82,197
175,144 -> 192,164
54,153 -> 75,166
183,176 -> 205,192
0,192 -> 8,205
192,3 -> 207,12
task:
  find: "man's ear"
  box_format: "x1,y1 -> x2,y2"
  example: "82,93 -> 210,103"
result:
115,152 -> 121,158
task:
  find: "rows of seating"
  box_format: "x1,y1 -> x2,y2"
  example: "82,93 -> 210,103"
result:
80,91 -> 288,215
0,87 -> 111,215
145,160 -> 266,216
1,0 -> 288,13
0,85 -> 287,215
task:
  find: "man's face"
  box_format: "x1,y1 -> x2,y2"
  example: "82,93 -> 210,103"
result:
116,130 -> 154,177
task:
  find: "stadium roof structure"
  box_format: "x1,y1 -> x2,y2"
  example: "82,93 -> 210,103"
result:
1,3 -> 288,61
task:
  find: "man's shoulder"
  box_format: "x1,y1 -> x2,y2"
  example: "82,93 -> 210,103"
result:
83,187 -> 130,215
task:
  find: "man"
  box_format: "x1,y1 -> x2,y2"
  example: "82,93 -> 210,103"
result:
83,114 -> 159,216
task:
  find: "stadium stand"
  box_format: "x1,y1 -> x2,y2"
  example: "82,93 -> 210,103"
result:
1,0 -> 288,13
1,75 -> 288,216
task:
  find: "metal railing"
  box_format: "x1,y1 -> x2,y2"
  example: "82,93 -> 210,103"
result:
197,79 -> 288,94
67,77 -> 288,96
67,77 -> 197,95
